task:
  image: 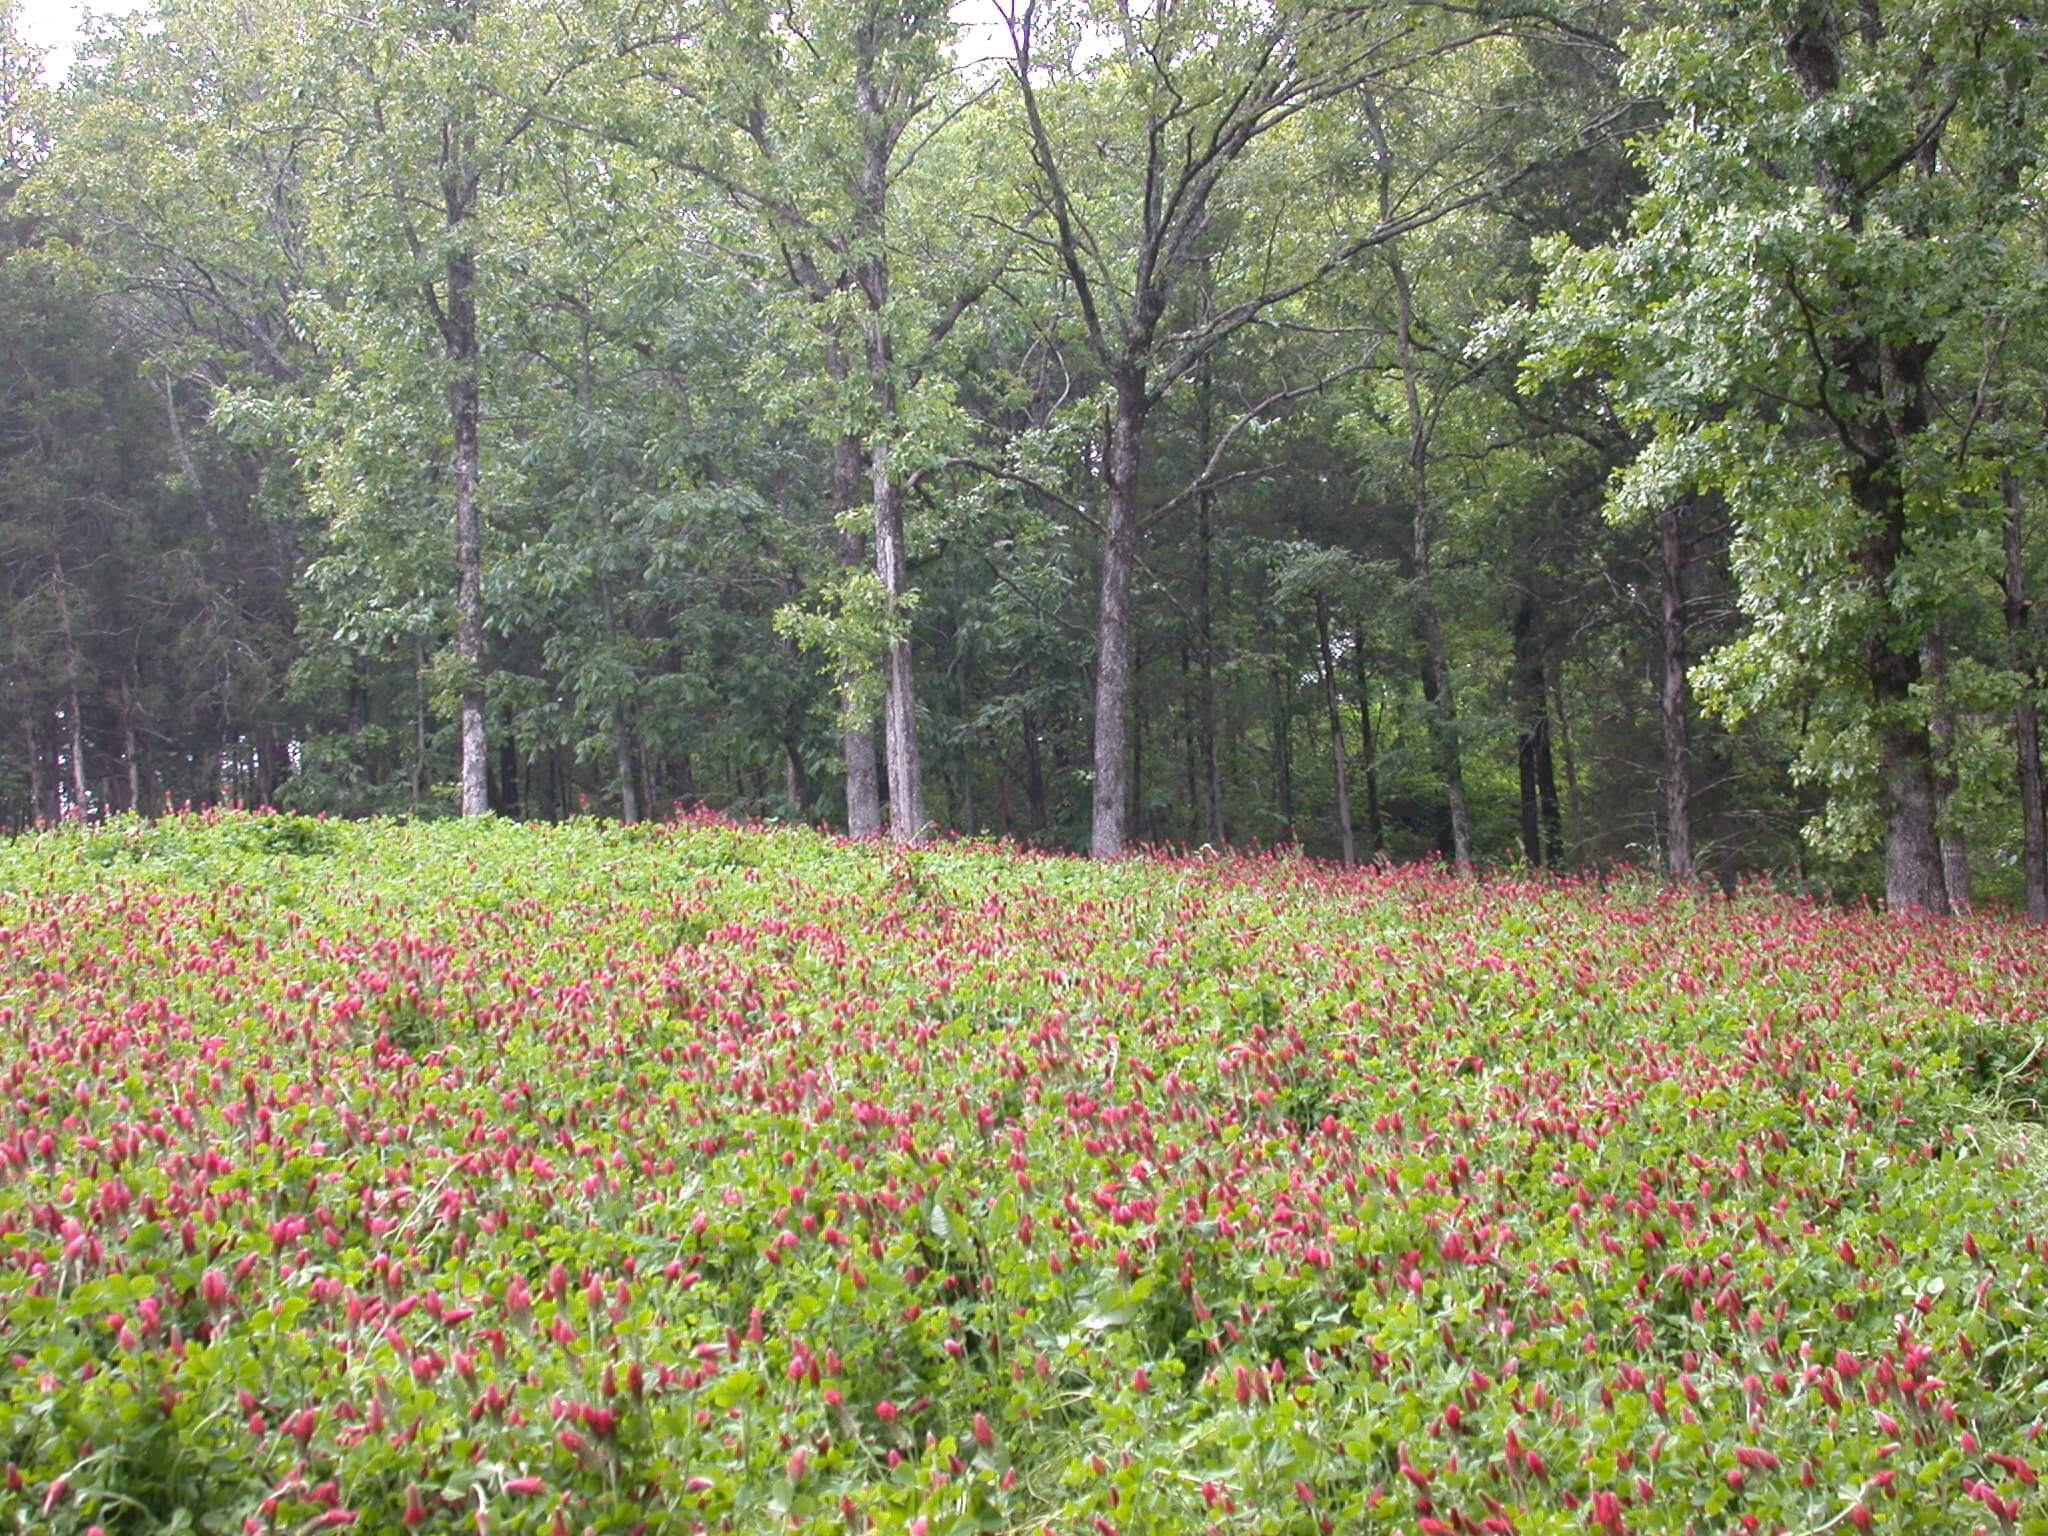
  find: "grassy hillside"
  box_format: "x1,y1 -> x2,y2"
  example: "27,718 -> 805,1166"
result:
2,813 -> 2045,1534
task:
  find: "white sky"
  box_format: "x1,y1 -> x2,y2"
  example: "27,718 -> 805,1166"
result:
16,0 -> 146,77
16,0 -> 1018,77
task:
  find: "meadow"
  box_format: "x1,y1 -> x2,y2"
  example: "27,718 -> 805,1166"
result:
2,813 -> 2045,1535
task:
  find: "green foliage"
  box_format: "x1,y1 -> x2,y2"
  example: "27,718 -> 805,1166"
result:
6,0 -> 2047,906
1522,0 -> 2048,866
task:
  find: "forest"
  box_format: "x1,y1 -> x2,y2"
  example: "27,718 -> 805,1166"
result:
1,0 -> 2043,916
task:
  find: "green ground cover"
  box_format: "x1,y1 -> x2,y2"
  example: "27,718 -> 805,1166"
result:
1,813 -> 2045,1534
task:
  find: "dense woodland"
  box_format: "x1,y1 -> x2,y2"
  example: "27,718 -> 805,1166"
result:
0,0 -> 2043,913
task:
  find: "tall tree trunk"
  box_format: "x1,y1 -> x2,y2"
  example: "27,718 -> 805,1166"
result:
1512,591 -> 1545,866
870,443 -> 925,843
256,723 -> 282,808
852,80 -> 926,846
1923,631 -> 1971,912
412,638 -> 428,809
1658,495 -> 1697,881
1272,655 -> 1295,839
497,735 -> 521,818
1092,371 -> 1145,857
783,735 -> 815,820
1180,644 -> 1200,842
1502,596 -> 1563,866
2005,468 -> 2048,922
615,713 -> 639,824
66,685 -> 87,816
955,657 -> 974,833
1196,367 -> 1225,845
1872,693 -> 1947,914
46,718 -> 65,820
832,433 -> 883,838
1022,710 -> 1048,840
1782,23 -> 1947,915
347,652 -> 370,729
1552,673 -> 1582,853
120,670 -> 144,816
1366,89 -> 1470,873
1352,631 -> 1383,855
1417,652 -> 1453,859
161,369 -> 207,511
1314,593 -> 1356,867
1387,247 -> 1470,870
1535,709 -> 1563,865
1854,451 -> 1948,915
444,122 -> 487,819
1129,633 -> 1146,843
51,554 -> 89,817
24,717 -> 47,826
1865,576 -> 1948,915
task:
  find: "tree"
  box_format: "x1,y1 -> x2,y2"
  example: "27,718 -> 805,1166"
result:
57,0 -> 548,817
3,0 -> 293,824
298,0 -> 538,817
1528,0 -> 2046,913
996,0 -> 1583,857
595,0 -> 998,842
18,0 -> 2048,914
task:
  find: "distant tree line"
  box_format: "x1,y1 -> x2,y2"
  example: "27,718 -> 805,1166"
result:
2,0 -> 2043,916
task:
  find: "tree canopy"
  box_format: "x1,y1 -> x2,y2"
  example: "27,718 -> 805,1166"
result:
4,0 -> 2045,914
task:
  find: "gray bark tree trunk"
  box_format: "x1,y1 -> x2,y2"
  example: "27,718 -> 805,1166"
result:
24,717 -> 47,827
783,734 -> 815,819
1196,370 -> 1225,845
412,638 -> 428,809
1659,496 -> 1697,881
1552,674 -> 1582,853
832,434 -> 883,838
442,64 -> 487,820
1923,631 -> 1971,912
1315,593 -> 1355,867
1511,591 -> 1549,866
1091,371 -> 1145,858
51,553 -> 89,816
1783,16 -> 1947,915
66,686 -> 88,815
955,655 -> 974,833
1271,639 -> 1296,838
1853,450 -> 1947,915
1129,632 -> 1146,842
852,60 -> 927,845
1022,711 -> 1048,839
450,292 -> 486,818
869,438 -> 925,842
1352,631 -> 1383,855
2005,469 -> 2047,922
615,714 -> 639,824
497,735 -> 520,817
1387,245 -> 1470,871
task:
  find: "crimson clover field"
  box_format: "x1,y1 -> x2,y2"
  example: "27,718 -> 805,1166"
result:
2,815 -> 2047,1536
